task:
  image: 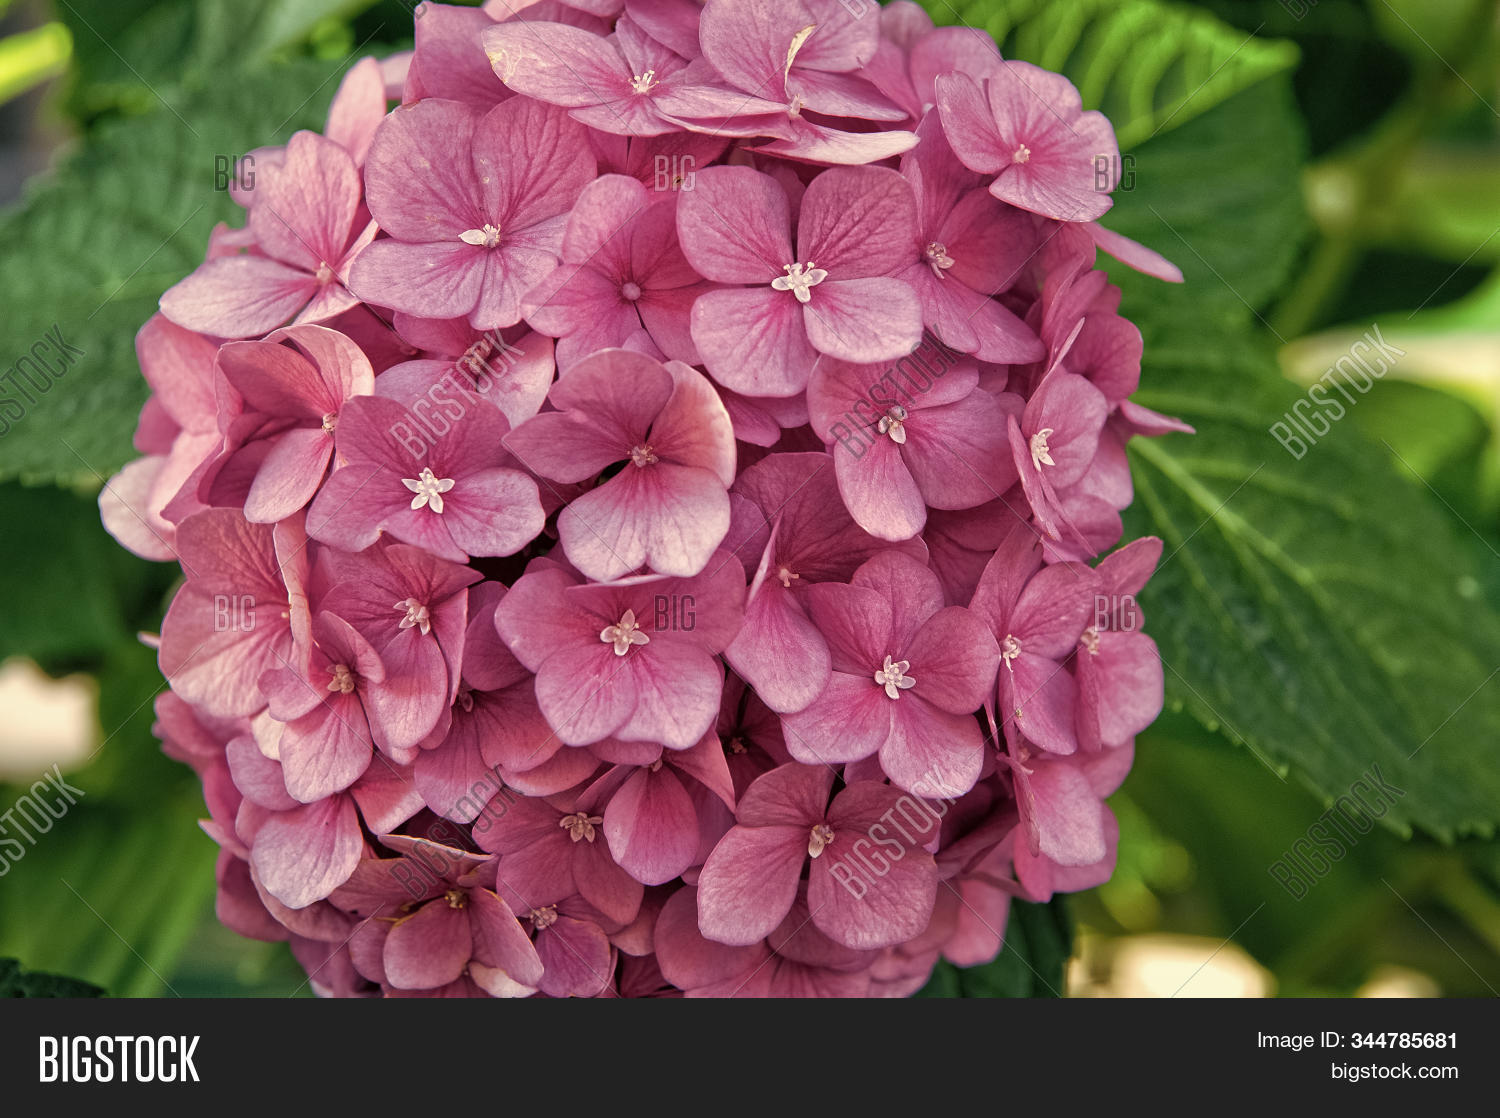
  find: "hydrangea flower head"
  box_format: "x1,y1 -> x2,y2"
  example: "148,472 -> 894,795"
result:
109,0 -> 1187,997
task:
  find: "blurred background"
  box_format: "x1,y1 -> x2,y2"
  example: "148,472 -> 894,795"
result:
0,0 -> 1497,997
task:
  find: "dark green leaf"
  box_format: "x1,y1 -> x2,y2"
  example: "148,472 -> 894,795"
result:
917,897 -> 1072,997
1122,324 -> 1500,841
0,957 -> 105,997
1105,76 -> 1311,326
0,482 -> 175,669
55,0 -> 383,118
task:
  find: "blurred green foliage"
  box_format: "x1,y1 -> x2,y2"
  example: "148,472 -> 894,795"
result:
0,0 -> 1497,996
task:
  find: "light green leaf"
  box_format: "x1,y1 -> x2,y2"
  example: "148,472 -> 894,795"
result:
0,22 -> 71,106
0,59 -> 344,485
918,0 -> 1298,146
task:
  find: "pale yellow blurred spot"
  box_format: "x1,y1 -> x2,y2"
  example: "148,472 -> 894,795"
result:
0,657 -> 96,780
1069,932 -> 1273,997
1357,965 -> 1440,998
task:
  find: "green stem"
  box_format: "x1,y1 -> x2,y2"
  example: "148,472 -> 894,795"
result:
1270,0 -> 1500,338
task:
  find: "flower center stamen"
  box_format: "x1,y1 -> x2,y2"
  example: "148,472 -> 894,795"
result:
874,654 -> 916,699
558,812 -> 603,843
621,281 -> 643,301
1029,428 -> 1055,472
403,466 -> 456,513
630,69 -> 658,94
1012,144 -> 1031,164
327,663 -> 357,694
600,609 -> 650,656
777,565 -> 799,589
1001,634 -> 1022,673
395,597 -> 432,636
529,905 -> 558,931
321,412 -> 338,434
924,242 -> 955,278
629,444 -> 658,468
770,261 -> 828,303
1079,626 -> 1100,655
808,822 -> 835,858
877,404 -> 909,445
459,223 -> 502,248
444,888 -> 467,910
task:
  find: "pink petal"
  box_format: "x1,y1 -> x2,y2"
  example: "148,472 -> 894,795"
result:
724,580 -> 831,715
616,642 -> 726,751
383,898 -> 473,990
675,166 -> 792,284
831,433 -> 926,541
797,165 -> 917,276
244,426 -> 332,523
159,256 -> 316,339
780,672 -> 891,766
250,795 -> 363,909
278,694 -> 376,802
483,20 -> 629,109
249,131 -> 360,271
1003,652 -> 1078,755
803,278 -> 923,364
439,466 -> 545,558
901,392 -> 1018,510
348,239 -> 487,321
605,766 -> 700,884
735,761 -> 834,827
879,694 -> 985,798
536,915 -> 613,997
903,606 -> 997,715
691,286 -> 818,397
696,824 -> 808,946
558,462 -> 730,581
808,800 -> 938,949
1030,761 -> 1107,865
470,887 -> 545,986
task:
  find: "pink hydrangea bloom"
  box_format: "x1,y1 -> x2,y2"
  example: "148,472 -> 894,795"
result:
495,553 -> 745,749
503,348 -> 735,580
349,96 -> 595,329
112,3 -> 1188,997
161,131 -> 374,338
521,174 -> 711,368
697,763 -> 940,950
780,551 -> 997,797
935,62 -> 1120,223
677,164 -> 924,396
808,345 -> 1021,541
307,391 -> 544,563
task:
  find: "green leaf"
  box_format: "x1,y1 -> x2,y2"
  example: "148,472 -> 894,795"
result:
0,59 -> 345,486
0,776 -> 217,997
918,897 -> 1072,997
0,957 -> 105,997
1104,76 -> 1311,326
55,0 -> 383,118
1122,323 -> 1500,841
918,0 -> 1298,146
0,482 -> 175,669
0,22 -> 72,107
